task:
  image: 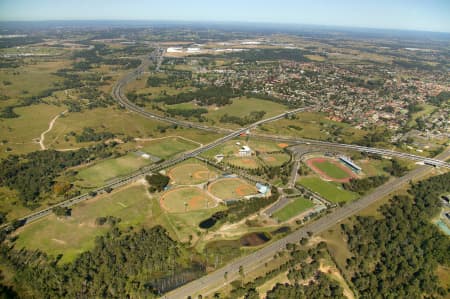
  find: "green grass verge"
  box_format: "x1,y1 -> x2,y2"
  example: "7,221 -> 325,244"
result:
273,197 -> 314,222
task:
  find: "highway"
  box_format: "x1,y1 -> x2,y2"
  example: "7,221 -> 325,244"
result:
3,106 -> 307,228
113,51 -> 450,169
252,134 -> 450,169
162,149 -> 450,299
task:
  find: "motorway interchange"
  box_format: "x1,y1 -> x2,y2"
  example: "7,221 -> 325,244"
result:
4,50 -> 450,297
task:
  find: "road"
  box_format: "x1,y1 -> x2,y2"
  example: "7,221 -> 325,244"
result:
252,134 -> 450,169
162,149 -> 450,299
2,106 -> 307,228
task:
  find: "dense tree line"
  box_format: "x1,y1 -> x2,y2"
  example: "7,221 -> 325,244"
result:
220,111 -> 266,126
1,226 -> 204,298
75,127 -> 115,142
428,91 -> 450,107
383,158 -> 408,177
0,36 -> 43,48
343,175 -> 389,194
166,107 -> 208,119
225,187 -> 279,222
222,48 -> 311,63
155,86 -> 239,106
341,171 -> 450,298
0,144 -> 116,203
225,242 -> 344,299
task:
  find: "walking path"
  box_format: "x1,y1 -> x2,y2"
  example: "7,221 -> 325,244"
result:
38,110 -> 67,150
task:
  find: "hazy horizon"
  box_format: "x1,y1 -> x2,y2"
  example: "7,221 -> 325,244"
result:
1,0 -> 449,33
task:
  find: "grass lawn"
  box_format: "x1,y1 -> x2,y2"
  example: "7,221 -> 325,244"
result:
76,153 -> 153,187
206,97 -> 287,126
273,197 -> 314,222
227,156 -> 261,169
161,187 -> 215,213
14,184 -> 153,264
168,163 -> 217,185
208,178 -> 258,200
260,152 -> 291,167
313,160 -> 351,179
141,136 -> 197,159
298,177 -> 358,203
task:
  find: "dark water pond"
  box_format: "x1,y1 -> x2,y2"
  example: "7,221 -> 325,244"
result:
240,232 -> 271,246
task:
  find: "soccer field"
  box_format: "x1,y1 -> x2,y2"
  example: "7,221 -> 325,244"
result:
76,153 -> 153,187
140,137 -> 197,159
299,177 -> 358,203
314,160 -> 351,179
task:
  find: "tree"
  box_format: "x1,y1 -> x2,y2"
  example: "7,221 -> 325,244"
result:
52,206 -> 71,217
146,173 -> 170,192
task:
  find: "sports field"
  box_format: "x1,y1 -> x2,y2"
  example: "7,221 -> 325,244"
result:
76,153 -> 152,187
305,157 -> 356,182
160,187 -> 216,213
260,152 -> 291,167
273,197 -> 315,222
140,137 -> 197,159
227,156 -> 260,169
298,177 -> 358,203
14,185 -> 152,264
208,178 -> 258,200
168,163 -> 217,185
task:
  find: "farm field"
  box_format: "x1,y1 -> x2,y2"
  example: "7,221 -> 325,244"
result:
298,177 -> 358,203
140,136 -> 198,159
14,184 -> 153,264
160,187 -> 216,213
75,153 -> 153,187
208,178 -> 258,200
272,197 -> 314,222
168,162 -> 217,185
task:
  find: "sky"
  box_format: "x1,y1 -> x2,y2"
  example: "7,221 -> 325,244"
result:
1,0 -> 449,33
